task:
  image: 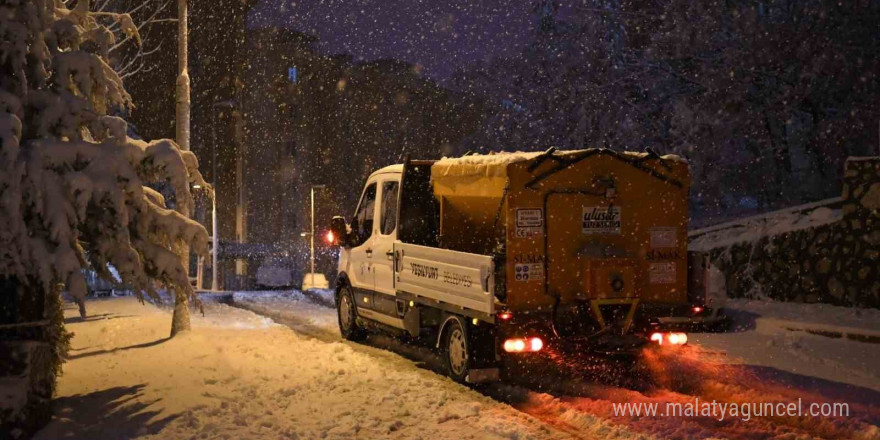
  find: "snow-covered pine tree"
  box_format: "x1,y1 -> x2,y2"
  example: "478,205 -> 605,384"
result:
0,0 -> 209,336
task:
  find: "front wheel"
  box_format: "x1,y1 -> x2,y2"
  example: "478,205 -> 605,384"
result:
444,319 -> 471,383
337,286 -> 365,341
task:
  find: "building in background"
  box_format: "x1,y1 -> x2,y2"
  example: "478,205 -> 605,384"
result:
240,27 -> 481,286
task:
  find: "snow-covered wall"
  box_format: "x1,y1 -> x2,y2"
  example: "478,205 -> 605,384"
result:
689,157 -> 879,308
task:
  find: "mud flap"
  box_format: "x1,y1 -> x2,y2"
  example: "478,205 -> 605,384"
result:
466,368 -> 501,383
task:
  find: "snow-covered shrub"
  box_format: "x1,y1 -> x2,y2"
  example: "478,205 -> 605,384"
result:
0,1 -> 208,318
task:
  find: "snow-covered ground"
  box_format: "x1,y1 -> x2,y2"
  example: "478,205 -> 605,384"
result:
35,296 -> 568,440
722,297 -> 880,335
690,298 -> 880,392
36,293 -> 880,440
232,291 -> 880,439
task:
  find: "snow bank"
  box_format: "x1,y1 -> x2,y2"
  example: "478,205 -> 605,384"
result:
688,197 -> 843,251
691,298 -> 880,392
233,290 -> 338,335
36,298 -> 565,440
724,298 -> 880,334
691,327 -> 880,393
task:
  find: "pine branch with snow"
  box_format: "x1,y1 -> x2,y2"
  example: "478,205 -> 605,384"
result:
0,0 -> 209,322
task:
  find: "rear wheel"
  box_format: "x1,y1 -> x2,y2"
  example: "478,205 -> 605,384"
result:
337,286 -> 365,341
444,319 -> 470,383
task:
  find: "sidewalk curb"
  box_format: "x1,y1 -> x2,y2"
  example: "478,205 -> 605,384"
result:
756,318 -> 880,344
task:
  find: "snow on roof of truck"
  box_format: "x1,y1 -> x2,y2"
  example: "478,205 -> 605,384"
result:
369,164 -> 404,178
433,149 -> 685,178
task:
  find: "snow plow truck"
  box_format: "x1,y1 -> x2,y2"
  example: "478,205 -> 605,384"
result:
328,148 -> 728,383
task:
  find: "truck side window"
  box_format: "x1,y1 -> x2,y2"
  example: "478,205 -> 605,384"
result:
380,181 -> 399,235
352,183 -> 377,246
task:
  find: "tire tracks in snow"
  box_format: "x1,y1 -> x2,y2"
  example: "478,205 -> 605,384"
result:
493,345 -> 880,439
231,296 -> 656,439
230,295 -> 880,440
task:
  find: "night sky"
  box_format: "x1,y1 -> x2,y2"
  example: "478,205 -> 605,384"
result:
248,0 -> 542,80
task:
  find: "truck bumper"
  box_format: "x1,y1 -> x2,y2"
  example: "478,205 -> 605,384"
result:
651,308 -> 731,332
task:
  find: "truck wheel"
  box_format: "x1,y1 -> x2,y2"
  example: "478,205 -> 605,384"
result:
443,319 -> 470,383
337,286 -> 365,341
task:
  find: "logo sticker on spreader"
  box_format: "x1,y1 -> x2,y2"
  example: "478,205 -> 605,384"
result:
514,263 -> 544,282
582,206 -> 621,234
514,208 -> 543,238
649,262 -> 676,284
650,227 -> 678,248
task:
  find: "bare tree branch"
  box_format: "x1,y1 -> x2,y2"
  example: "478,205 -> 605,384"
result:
92,0 -> 174,80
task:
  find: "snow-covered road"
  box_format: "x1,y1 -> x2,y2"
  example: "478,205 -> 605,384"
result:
37,292 -> 880,440
232,291 -> 880,440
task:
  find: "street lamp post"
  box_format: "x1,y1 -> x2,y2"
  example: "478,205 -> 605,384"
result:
193,185 -> 215,291
302,184 -> 326,288
211,186 -> 218,290
208,101 -> 235,291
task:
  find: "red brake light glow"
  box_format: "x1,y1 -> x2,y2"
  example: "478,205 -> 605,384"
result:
668,333 -> 687,345
692,306 -> 704,314
503,337 -> 543,353
497,311 -> 513,321
529,337 -> 543,352
650,332 -> 687,346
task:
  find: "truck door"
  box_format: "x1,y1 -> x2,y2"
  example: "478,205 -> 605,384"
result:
373,178 -> 400,296
347,181 -> 378,296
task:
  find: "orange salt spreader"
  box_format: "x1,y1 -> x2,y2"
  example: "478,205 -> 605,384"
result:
429,148 -> 727,352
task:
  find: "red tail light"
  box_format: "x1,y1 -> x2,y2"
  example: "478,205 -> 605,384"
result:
497,311 -> 513,321
692,306 -> 704,314
325,230 -> 335,244
503,337 -> 543,353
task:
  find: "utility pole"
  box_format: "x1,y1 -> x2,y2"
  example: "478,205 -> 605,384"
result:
171,0 -> 192,336
210,101 -> 235,290
176,0 -> 190,152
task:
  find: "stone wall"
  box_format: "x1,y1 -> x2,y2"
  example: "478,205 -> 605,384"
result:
689,157 -> 879,308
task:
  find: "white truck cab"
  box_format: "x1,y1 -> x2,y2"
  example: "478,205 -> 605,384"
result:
337,165 -> 405,328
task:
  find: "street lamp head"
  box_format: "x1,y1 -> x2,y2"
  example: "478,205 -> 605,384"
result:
212,100 -> 236,109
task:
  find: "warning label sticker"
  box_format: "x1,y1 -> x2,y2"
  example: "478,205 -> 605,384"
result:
514,263 -> 544,282
649,262 -> 676,284
514,208 -> 543,238
650,227 -> 678,249
582,206 -> 621,235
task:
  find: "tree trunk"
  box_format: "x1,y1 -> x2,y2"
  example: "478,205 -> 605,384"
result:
170,290 -> 191,337
76,298 -> 87,319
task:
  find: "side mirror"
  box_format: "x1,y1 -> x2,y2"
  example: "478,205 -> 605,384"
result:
329,216 -> 349,247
